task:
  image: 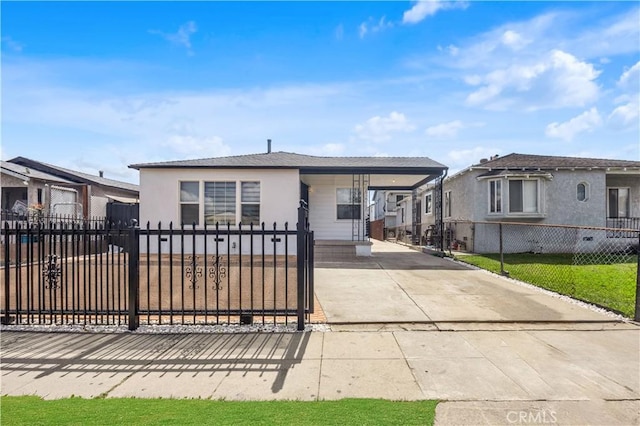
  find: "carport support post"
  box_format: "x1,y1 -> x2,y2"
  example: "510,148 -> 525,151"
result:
128,225 -> 140,331
635,233 -> 640,322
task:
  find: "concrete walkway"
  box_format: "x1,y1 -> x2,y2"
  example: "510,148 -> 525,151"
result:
2,240 -> 639,425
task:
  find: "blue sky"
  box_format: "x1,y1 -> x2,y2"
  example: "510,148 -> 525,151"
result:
2,1 -> 639,183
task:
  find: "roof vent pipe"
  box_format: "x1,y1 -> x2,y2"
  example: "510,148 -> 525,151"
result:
99,170 -> 104,178
267,139 -> 272,154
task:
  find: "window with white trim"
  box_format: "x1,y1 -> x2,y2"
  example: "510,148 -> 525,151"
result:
425,192 -> 433,215
240,181 -> 260,225
508,179 -> 539,213
444,191 -> 452,218
337,188 -> 361,220
489,179 -> 502,213
180,181 -> 200,225
204,181 -> 236,225
577,182 -> 589,202
608,188 -> 630,218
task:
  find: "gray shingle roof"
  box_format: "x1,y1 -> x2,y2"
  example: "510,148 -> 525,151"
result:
1,161 -> 73,184
474,153 -> 640,170
9,157 -> 139,193
129,151 -> 447,171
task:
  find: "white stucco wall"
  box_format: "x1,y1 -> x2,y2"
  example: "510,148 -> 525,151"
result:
139,168 -> 300,228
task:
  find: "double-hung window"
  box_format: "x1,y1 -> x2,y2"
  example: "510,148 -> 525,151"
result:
608,188 -> 630,218
204,181 -> 236,226
489,179 -> 502,213
241,182 -> 261,224
337,188 -> 361,220
508,179 -> 539,213
180,181 -> 200,225
425,192 -> 433,215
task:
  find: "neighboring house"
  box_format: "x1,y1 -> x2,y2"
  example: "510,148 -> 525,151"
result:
1,160 -> 75,218
421,153 -> 640,252
4,157 -> 139,222
371,190 -> 411,228
130,149 -> 447,256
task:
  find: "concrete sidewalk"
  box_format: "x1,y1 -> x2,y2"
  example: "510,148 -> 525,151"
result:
2,325 -> 639,425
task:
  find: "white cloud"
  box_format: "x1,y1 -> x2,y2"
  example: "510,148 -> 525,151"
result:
1,36 -> 24,52
545,107 -> 603,141
465,50 -> 601,111
608,101 -> 639,130
163,135 -> 231,158
447,147 -> 501,167
425,120 -> 485,139
335,24 -> 344,41
358,22 -> 368,39
403,1 -> 468,25
618,60 -> 640,88
501,30 -> 528,50
307,143 -> 345,156
354,111 -> 415,143
359,16 -> 393,39
150,21 -> 198,54
425,120 -> 464,138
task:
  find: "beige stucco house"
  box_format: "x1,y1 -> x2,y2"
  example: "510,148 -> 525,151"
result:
130,149 -> 447,257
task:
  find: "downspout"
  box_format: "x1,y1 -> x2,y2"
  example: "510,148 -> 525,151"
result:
439,168 -> 448,254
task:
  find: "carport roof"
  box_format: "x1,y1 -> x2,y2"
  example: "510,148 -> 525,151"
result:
130,151 -> 447,175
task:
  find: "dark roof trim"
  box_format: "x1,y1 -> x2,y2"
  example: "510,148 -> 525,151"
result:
299,167 -> 446,175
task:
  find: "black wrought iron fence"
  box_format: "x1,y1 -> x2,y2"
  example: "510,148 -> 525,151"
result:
1,204 -> 315,330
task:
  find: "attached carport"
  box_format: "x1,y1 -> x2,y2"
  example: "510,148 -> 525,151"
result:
297,156 -> 448,256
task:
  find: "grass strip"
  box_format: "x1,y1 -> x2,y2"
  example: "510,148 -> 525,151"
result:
0,396 -> 437,426
456,253 -> 636,317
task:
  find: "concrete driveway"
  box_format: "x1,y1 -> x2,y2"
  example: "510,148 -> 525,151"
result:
314,240 -> 620,325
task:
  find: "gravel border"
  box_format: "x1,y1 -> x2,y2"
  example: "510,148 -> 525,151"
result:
0,322 -> 332,334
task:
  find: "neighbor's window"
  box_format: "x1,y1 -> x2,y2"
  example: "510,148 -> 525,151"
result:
425,192 -> 433,215
508,179 -> 539,213
608,188 -> 630,218
337,188 -> 361,220
180,181 -> 200,225
489,179 -> 502,213
241,181 -> 260,225
444,191 -> 452,218
577,182 -> 589,202
204,181 -> 236,225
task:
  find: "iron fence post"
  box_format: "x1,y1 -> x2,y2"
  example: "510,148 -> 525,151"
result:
296,202 -> 306,331
128,223 -> 140,331
2,223 -> 11,324
635,232 -> 640,322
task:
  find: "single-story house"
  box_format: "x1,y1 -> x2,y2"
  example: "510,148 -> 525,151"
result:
129,147 -> 448,257
4,157 -> 139,222
418,153 -> 640,253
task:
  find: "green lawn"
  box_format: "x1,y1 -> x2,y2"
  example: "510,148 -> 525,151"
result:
456,253 -> 637,318
0,396 -> 437,426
